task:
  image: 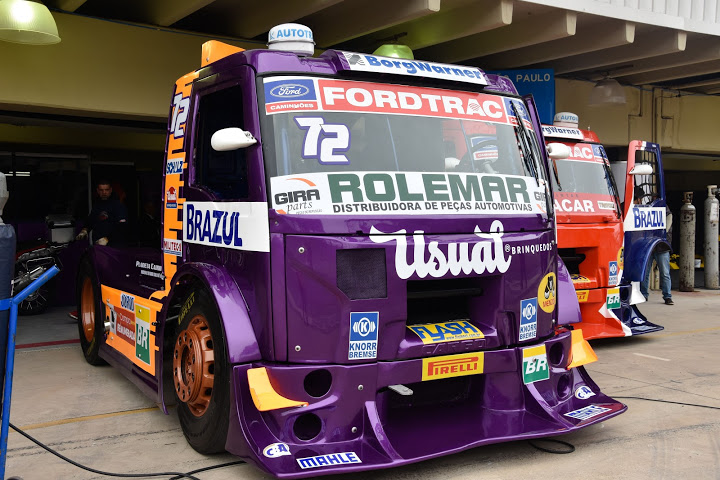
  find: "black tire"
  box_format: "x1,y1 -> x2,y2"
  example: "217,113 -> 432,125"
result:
172,289 -> 230,454
76,260 -> 106,365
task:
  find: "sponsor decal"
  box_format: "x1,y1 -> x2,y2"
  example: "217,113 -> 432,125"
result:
166,158 -> 183,175
179,292 -> 195,325
617,246 -> 624,271
575,385 -> 596,400
571,274 -> 591,284
318,78 -> 508,123
576,290 -> 589,303
598,200 -> 616,210
163,238 -> 182,256
408,320 -> 484,344
183,201 -> 270,253
166,187 -> 177,209
264,77 -> 318,114
116,293 -> 136,345
105,300 -> 117,335
554,197 -> 596,213
263,443 -> 291,458
338,51 -> 488,85
541,125 -> 584,140
519,298 -> 538,341
606,287 -> 620,309
271,171 -> 545,217
273,177 -> 323,215
170,93 -> 190,139
135,305 -> 151,365
538,273 -> 557,313
136,260 -> 163,280
422,352 -> 484,381
507,240 -> 554,256
370,220 -> 511,280
609,261 -> 619,286
564,405 -> 611,421
624,206 -> 666,232
348,312 -> 378,360
297,452 -> 361,469
522,345 -> 549,384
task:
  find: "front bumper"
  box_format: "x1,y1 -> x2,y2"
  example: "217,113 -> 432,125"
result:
224,330 -> 626,478
575,284 -> 663,339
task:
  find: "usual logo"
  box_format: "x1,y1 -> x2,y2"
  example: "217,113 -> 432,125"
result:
408,320 -> 484,345
270,84 -> 310,98
422,352 -> 484,381
263,443 -> 291,458
575,385 -> 596,400
348,312 -> 378,360
538,272 -> 557,313
519,298 -> 537,341
522,345 -> 549,384
565,405 -> 611,421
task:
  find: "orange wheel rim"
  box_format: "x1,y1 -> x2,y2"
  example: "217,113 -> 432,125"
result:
80,278 -> 95,342
173,315 -> 215,417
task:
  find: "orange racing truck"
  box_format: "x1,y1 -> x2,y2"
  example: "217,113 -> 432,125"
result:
543,113 -> 664,339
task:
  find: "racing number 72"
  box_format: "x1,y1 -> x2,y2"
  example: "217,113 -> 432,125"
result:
295,117 -> 350,164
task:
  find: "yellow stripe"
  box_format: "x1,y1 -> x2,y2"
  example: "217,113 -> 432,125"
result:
17,406 -> 159,431
655,326 -> 720,338
523,345 -> 546,358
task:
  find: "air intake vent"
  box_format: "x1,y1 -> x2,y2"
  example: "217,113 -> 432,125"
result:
337,249 -> 387,300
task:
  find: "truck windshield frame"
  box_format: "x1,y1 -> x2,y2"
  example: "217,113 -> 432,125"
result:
258,74 -> 548,216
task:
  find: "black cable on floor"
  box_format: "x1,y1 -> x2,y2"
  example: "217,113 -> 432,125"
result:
8,422 -> 239,479
168,461 -> 245,480
527,438 -> 575,454
614,396 -> 720,410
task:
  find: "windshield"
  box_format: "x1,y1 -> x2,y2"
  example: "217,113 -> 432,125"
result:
261,76 -> 548,217
550,142 -> 618,215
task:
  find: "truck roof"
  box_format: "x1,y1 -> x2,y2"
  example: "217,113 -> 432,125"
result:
196,42 -> 520,97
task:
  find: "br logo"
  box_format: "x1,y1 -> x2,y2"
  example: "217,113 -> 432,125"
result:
537,272 -> 557,313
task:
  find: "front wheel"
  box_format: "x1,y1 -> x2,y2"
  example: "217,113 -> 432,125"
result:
172,289 -> 230,454
17,270 -> 50,315
76,261 -> 106,365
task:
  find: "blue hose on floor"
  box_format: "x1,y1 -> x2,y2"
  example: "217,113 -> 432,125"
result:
0,265 -> 59,479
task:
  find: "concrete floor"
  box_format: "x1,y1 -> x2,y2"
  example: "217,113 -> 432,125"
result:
4,289 -> 720,480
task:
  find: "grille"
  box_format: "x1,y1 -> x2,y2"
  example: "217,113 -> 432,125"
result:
336,248 -> 387,300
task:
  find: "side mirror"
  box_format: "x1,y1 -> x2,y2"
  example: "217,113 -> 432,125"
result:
211,128 -> 257,151
629,164 -> 653,175
546,142 -> 571,159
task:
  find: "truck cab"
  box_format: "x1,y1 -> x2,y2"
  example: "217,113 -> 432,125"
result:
76,27 -> 625,478
543,113 -> 664,339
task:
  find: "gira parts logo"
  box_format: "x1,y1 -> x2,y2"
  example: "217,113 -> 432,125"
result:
537,272 -> 557,313
421,352 -> 484,381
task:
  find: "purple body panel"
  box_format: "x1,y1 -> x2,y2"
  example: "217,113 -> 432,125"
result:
87,46 -> 624,478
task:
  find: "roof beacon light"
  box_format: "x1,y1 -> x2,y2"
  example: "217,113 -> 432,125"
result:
268,23 -> 314,56
553,112 -> 579,128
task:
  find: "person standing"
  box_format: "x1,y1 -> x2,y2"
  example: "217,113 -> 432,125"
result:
75,179 -> 127,246
641,206 -> 674,305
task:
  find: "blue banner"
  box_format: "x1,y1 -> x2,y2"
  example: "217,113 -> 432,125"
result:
488,69 -> 555,125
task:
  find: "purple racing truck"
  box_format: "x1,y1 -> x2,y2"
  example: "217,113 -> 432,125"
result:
76,24 -> 625,478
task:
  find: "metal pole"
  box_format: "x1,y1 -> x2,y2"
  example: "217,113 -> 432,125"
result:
705,185 -> 719,289
679,192 -> 696,292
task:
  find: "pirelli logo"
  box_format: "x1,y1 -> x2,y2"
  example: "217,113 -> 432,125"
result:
421,352 -> 484,381
576,290 -> 589,303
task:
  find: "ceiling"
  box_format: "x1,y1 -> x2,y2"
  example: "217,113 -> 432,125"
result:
43,0 -> 720,94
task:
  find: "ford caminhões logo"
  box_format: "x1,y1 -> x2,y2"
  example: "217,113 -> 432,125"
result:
270,84 -> 310,98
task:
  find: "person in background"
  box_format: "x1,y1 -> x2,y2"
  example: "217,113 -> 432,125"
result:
75,179 -> 127,246
641,204 -> 674,305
